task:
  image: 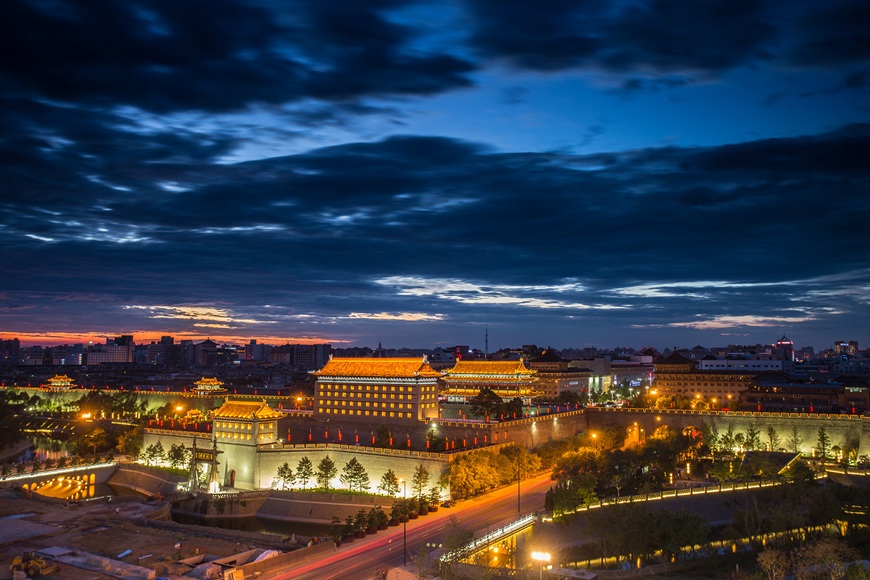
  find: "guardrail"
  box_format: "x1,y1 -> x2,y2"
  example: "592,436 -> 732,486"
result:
440,514 -> 537,563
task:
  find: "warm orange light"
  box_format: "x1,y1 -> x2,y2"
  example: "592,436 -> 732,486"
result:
81,412 -> 91,420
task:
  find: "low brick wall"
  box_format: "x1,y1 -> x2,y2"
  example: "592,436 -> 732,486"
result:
258,489 -> 398,524
108,464 -> 184,497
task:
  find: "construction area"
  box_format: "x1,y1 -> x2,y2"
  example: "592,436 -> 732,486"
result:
0,491 -> 310,580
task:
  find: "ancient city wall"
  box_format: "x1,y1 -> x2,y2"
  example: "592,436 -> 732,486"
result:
588,408 -> 868,456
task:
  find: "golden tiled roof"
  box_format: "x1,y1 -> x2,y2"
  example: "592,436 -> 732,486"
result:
446,360 -> 536,376
194,377 -> 225,389
316,357 -> 441,378
46,375 -> 75,387
213,400 -> 283,420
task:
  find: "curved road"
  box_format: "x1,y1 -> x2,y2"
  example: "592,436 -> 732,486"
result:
265,471 -> 555,580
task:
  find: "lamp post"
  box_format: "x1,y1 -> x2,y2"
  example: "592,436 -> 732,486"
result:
400,478 -> 407,566
516,446 -> 521,516
531,551 -> 550,580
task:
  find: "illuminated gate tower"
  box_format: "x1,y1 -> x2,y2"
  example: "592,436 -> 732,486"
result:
212,399 -> 283,489
314,357 -> 441,423
193,377 -> 227,396
441,360 -> 541,412
41,374 -> 77,392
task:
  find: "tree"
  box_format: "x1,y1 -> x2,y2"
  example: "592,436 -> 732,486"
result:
787,426 -> 803,454
757,547 -> 789,580
316,455 -> 337,491
116,425 -> 144,458
143,441 -> 165,466
719,423 -> 736,453
745,426 -> 761,451
340,457 -> 370,493
441,516 -> 474,576
84,427 -> 109,455
767,425 -> 782,451
468,388 -> 502,420
295,456 -> 314,490
367,506 -> 388,530
167,443 -> 189,470
503,397 -> 524,418
277,462 -> 294,490
378,469 -> 400,496
412,543 -> 437,580
329,516 -> 345,544
816,427 -> 832,463
793,537 -> 858,580
412,464 -> 430,500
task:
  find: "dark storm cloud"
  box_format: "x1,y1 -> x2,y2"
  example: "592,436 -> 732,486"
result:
465,0 -> 774,73
465,0 -> 868,81
4,124 -> 869,297
2,120 -> 869,345
0,0 -> 474,114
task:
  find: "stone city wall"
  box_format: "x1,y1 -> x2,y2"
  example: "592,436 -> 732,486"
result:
589,408 -> 868,455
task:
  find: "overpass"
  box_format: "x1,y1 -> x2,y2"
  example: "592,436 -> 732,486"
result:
587,407 -> 870,456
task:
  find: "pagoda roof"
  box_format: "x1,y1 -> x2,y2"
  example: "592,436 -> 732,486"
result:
213,400 -> 283,420
316,357 -> 441,378
530,349 -> 566,363
655,352 -> 696,366
445,359 -> 536,377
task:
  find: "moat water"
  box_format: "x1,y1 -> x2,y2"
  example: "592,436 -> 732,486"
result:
170,512 -> 330,537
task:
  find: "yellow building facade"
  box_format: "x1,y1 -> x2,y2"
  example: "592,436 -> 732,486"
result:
314,357 -> 440,423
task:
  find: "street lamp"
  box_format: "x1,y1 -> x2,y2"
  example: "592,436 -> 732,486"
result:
400,478 -> 407,566
531,551 -> 550,580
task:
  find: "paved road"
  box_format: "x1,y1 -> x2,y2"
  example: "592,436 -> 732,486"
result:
265,471 -> 555,580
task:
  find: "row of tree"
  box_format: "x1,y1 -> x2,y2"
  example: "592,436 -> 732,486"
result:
274,456 -> 442,499
448,446 -> 541,499
696,421 -> 857,460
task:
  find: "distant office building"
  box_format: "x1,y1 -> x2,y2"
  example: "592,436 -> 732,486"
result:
652,352 -> 754,407
244,340 -> 272,362
0,338 -> 20,365
146,336 -> 181,366
84,336 -> 134,365
527,350 -> 592,400
773,335 -> 795,362
572,357 -> 613,393
195,339 -> 218,367
269,343 -> 331,370
698,357 -> 783,372
834,341 -> 860,356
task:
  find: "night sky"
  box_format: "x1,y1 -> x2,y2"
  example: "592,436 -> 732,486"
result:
2,0 -> 869,351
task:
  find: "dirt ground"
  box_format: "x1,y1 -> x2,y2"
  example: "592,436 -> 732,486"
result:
0,491 -> 293,579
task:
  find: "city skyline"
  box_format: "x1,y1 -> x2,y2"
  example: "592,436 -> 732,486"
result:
2,0 -> 869,351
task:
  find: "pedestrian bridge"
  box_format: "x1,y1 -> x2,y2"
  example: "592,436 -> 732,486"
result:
440,513 -> 537,564
2,462 -> 116,500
